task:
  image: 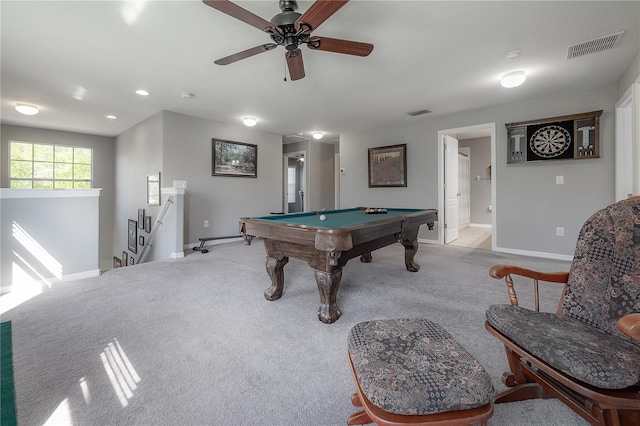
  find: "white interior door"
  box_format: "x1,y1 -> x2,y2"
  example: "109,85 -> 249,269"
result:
444,135 -> 459,244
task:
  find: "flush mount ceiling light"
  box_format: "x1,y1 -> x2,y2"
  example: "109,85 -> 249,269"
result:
135,89 -> 150,96
242,117 -> 257,127
15,103 -> 39,115
312,131 -> 324,140
106,115 -> 118,120
501,71 -> 527,88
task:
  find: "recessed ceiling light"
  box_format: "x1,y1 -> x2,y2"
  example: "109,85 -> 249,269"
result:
501,71 -> 527,88
243,117 -> 257,127
106,115 -> 118,120
312,131 -> 324,140
15,103 -> 39,115
135,89 -> 150,96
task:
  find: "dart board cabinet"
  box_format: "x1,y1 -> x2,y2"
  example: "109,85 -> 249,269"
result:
505,110 -> 602,163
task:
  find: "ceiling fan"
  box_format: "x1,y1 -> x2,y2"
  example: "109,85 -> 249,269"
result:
202,0 -> 374,81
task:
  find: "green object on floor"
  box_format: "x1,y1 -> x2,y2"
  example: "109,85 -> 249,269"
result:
1,321 -> 17,426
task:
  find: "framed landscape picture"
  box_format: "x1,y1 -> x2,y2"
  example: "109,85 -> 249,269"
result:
368,144 -> 407,187
212,139 -> 257,178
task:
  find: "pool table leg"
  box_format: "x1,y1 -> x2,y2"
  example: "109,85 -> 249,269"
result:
264,256 -> 289,300
314,268 -> 343,323
399,227 -> 421,272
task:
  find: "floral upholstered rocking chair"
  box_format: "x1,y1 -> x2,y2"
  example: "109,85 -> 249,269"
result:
485,197 -> 640,426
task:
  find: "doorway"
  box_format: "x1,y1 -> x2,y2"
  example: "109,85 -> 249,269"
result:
438,123 -> 496,250
284,152 -> 306,213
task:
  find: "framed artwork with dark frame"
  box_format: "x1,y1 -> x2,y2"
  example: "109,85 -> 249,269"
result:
368,144 -> 407,188
128,219 -> 138,253
113,256 -> 122,268
144,216 -> 152,233
147,172 -> 161,206
138,209 -> 145,228
212,138 -> 257,177
122,251 -> 128,267
139,236 -> 145,246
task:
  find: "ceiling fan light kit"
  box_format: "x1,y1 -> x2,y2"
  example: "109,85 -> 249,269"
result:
204,0 -> 373,81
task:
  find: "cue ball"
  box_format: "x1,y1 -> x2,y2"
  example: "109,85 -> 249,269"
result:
319,214 -> 326,221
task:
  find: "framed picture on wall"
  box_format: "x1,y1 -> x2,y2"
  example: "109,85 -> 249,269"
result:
122,251 -> 128,267
144,216 -> 152,233
212,139 -> 257,177
128,219 -> 138,253
113,256 -> 122,268
138,209 -> 145,228
368,144 -> 407,187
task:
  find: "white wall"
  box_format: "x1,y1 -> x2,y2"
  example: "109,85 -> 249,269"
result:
1,189 -> 100,289
340,85 -> 617,257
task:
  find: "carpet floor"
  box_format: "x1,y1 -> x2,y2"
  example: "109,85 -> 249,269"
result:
2,241 -> 589,425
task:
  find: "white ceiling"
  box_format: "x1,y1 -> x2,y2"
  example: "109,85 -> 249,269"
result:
2,1 -> 639,142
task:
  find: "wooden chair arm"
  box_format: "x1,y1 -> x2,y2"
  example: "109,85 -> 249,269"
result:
616,313 -> 640,341
489,265 -> 570,311
489,265 -> 569,283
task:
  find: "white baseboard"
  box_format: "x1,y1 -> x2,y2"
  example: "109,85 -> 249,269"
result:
493,246 -> 573,262
170,252 -> 184,259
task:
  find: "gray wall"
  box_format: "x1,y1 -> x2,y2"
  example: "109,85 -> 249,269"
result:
114,112 -> 164,261
340,85 -> 617,257
0,124 -> 115,269
114,110 -> 283,256
459,137 -> 491,225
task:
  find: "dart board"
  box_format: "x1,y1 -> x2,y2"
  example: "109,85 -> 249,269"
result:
529,125 -> 572,158
525,120 -> 575,161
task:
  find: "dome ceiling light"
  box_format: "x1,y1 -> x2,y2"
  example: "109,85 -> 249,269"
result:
15,103 -> 39,115
501,71 -> 526,88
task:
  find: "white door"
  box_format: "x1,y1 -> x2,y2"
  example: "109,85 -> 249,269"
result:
444,135 -> 459,244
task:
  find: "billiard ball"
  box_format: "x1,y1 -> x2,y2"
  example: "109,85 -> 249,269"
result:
319,214 -> 326,221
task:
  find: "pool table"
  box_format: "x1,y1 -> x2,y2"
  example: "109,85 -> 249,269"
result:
239,207 -> 438,324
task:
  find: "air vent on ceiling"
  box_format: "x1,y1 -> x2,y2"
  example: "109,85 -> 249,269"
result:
284,134 -> 309,144
567,31 -> 624,59
407,109 -> 432,117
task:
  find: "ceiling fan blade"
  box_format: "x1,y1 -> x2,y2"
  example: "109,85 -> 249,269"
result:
203,0 -> 279,33
295,0 -> 349,32
214,43 -> 278,65
307,37 -> 373,56
286,49 -> 305,81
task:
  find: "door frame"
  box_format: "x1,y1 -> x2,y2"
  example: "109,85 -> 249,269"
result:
437,122 -> 496,249
615,80 -> 640,201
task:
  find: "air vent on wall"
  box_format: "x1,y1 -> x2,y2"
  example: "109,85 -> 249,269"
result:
567,31 -> 624,59
407,109 -> 432,117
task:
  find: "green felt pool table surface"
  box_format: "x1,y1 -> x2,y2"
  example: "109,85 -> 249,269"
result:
250,208 -> 426,228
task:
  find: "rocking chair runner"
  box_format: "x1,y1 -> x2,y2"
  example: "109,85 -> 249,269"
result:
485,197 -> 640,426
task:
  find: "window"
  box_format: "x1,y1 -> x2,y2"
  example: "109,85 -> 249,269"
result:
9,141 -> 92,189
